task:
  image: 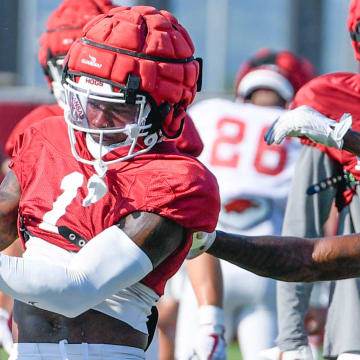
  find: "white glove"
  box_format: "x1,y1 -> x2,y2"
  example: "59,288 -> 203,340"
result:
258,345 -> 314,360
264,105 -> 352,149
192,306 -> 226,360
187,231 -> 216,259
0,308 -> 13,355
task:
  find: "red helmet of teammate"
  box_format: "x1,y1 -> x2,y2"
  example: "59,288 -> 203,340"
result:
348,0 -> 360,61
234,49 -> 315,103
38,0 -> 115,108
62,6 -> 202,170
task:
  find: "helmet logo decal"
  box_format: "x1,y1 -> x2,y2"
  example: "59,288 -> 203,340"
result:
81,54 -> 103,69
85,78 -> 104,87
72,96 -> 84,120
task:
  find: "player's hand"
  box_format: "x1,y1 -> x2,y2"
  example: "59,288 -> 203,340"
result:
0,309 -> 13,355
305,306 -> 327,335
192,306 -> 226,360
187,231 -> 216,259
264,105 -> 352,149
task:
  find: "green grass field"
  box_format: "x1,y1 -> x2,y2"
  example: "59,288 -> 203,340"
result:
0,349 -> 7,360
227,341 -> 242,359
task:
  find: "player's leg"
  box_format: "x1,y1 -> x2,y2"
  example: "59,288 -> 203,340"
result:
0,238 -> 24,356
235,278 -> 277,360
157,298 -> 178,360
174,277 -> 199,360
323,279 -> 360,358
158,264 -> 187,360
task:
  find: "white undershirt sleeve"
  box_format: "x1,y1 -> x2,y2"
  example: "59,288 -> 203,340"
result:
0,226 -> 153,317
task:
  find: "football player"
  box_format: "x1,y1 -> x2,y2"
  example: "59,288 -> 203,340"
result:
175,49 -> 314,360
0,6 -> 221,360
2,2 -> 224,360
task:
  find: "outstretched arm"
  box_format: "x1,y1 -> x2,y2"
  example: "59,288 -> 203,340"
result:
207,230 -> 360,282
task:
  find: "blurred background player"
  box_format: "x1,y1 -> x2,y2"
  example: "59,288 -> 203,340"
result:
265,1 -> 360,359
175,49 -> 314,360
155,85 -> 225,360
2,0 -> 117,174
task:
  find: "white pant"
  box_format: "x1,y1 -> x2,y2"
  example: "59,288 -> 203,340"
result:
9,342 -> 145,360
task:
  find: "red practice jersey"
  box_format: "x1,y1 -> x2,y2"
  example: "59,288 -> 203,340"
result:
10,117 -> 220,295
172,114 -> 204,157
293,72 -> 360,208
5,104 -> 63,157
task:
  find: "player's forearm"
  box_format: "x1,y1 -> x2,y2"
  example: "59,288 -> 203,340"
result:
186,254 -> 223,307
342,129 -> 360,156
0,239 -> 24,314
207,231 -> 317,281
208,231 -> 360,282
0,171 -> 21,251
311,234 -> 360,280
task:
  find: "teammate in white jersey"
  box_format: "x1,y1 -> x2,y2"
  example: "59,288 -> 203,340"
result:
175,49 -> 315,360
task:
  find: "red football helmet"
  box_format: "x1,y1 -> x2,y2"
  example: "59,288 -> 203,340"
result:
348,0 -> 360,61
234,49 -> 315,103
38,0 -> 115,108
62,6 -> 202,172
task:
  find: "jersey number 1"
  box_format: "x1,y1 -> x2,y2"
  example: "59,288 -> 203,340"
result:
39,172 -> 84,233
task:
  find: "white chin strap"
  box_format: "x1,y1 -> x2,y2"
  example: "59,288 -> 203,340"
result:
82,138 -> 110,207
82,172 -> 108,207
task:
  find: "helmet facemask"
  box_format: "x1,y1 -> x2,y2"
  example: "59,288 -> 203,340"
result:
63,73 -> 158,177
46,55 -> 66,110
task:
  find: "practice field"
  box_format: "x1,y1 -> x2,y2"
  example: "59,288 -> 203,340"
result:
227,341 -> 242,358
0,349 -> 7,360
